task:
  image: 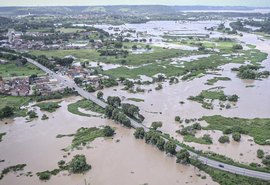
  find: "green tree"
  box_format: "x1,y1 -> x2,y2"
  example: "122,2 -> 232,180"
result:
27,110 -> 38,119
105,105 -> 114,118
232,44 -> 243,50
74,77 -> 82,85
97,91 -> 104,99
151,121 -> 163,130
176,149 -> 190,164
218,135 -> 230,143
232,132 -> 241,142
262,155 -> 270,167
156,138 -> 165,151
175,116 -> 180,122
192,123 -> 202,130
122,103 -> 139,117
103,126 -> 115,137
134,127 -> 145,139
228,94 -> 239,102
69,155 -> 91,174
0,106 -> 14,118
164,141 -> 176,155
257,149 -> 265,159
38,171 -> 51,180
202,134 -> 213,144
123,80 -> 134,89
86,85 -> 95,92
107,96 -> 121,107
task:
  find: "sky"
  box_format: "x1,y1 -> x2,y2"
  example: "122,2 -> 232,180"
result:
0,0 -> 269,7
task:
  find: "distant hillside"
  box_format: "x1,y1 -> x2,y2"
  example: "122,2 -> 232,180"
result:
0,5 -> 262,16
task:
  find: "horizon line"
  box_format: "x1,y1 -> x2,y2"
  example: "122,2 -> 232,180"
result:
0,4 -> 270,8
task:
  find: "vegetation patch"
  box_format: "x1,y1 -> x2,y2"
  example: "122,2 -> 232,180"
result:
67,99 -> 105,117
0,59 -> 43,78
127,98 -> 144,102
37,154 -> 91,181
35,87 -> 75,102
35,101 -> 61,113
0,132 -> 6,142
0,164 -> 27,180
205,77 -> 231,85
232,65 -> 270,80
0,95 -> 32,118
57,126 -> 115,150
188,88 -> 238,109
30,46 -> 198,66
184,134 -> 213,145
203,115 -> 270,145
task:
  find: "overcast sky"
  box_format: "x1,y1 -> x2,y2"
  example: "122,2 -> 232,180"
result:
0,0 -> 269,7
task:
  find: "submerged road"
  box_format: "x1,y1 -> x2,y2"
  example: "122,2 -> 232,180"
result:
27,57 -> 270,181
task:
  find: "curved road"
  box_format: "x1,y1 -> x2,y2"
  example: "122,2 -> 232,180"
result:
26,57 -> 270,181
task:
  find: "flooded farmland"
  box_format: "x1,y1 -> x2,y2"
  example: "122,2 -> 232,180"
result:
1,15 -> 270,185
0,97 -> 217,185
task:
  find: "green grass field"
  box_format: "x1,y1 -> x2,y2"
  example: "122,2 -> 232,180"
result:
0,95 -> 32,117
29,40 -> 267,79
205,77 -> 231,85
67,99 -> 105,117
55,28 -> 86,33
30,45 -> 199,66
184,135 -> 212,145
203,115 -> 270,145
0,95 -> 32,110
127,98 -> 145,102
0,61 -> 44,78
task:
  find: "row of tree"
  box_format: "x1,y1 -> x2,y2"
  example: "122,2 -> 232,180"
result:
134,128 -> 191,164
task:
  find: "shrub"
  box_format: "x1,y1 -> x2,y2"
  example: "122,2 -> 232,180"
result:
69,155 -> 91,174
257,149 -> 265,159
38,171 -> 51,180
164,141 -> 176,155
232,132 -> 241,142
175,116 -> 181,122
151,121 -> 163,130
218,135 -> 230,143
103,126 -> 115,137
202,134 -> 213,144
134,127 -> 145,139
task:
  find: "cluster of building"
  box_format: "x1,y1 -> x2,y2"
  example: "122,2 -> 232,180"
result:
58,64 -> 104,88
0,29 -> 104,50
0,75 -> 66,96
0,77 -> 30,96
33,76 -> 65,95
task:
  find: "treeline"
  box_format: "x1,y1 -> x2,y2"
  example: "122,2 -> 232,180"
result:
244,19 -> 270,34
232,65 -> 270,80
21,33 -> 76,44
230,19 -> 270,34
105,96 -> 144,127
134,128 -> 191,163
97,49 -> 129,57
35,87 -> 76,102
0,50 -> 28,65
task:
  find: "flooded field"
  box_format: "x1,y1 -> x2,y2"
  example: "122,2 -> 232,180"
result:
98,21 -> 270,164
0,97 -> 217,185
1,19 -> 270,185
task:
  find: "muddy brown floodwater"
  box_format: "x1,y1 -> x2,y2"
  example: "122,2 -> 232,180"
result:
100,31 -> 270,165
0,97 -> 217,185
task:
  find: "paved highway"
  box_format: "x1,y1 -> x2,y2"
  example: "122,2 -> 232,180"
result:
26,57 -> 270,181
